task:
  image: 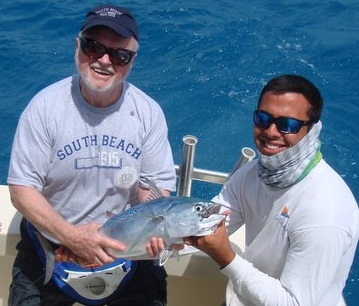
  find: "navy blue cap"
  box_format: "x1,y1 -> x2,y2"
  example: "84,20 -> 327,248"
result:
81,5 -> 138,41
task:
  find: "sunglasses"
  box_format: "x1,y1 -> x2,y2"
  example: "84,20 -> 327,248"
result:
253,110 -> 313,134
79,37 -> 136,66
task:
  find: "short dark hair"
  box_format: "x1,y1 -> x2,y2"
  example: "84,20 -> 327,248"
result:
257,74 -> 323,123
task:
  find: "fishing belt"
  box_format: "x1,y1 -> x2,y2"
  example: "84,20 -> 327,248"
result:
25,220 -> 137,305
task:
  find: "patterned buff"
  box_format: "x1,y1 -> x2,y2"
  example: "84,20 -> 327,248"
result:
258,121 -> 322,188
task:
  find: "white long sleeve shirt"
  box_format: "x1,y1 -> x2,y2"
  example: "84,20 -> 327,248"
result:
213,160 -> 359,306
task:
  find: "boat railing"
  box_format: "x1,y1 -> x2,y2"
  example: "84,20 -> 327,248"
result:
175,135 -> 256,196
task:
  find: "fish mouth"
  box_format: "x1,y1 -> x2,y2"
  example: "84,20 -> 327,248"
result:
204,203 -> 221,218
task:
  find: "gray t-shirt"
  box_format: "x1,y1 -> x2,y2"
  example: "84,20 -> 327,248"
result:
8,75 -> 176,239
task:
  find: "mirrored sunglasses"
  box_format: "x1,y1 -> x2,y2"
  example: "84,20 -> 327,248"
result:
253,110 -> 313,134
79,37 -> 136,66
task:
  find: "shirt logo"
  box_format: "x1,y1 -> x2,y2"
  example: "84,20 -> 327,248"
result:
280,206 -> 290,218
275,205 -> 290,231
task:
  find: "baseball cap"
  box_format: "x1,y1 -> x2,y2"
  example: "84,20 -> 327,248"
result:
81,5 -> 138,41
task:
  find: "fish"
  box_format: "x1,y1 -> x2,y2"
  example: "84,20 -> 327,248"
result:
99,195 -> 225,265
55,178 -> 225,266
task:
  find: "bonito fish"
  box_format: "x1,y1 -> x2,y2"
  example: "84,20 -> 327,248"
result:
55,178 -> 225,266
99,195 -> 224,264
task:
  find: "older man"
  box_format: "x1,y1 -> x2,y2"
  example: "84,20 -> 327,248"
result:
8,5 -> 176,306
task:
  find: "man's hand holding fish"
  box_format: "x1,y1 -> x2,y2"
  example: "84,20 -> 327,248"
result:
183,219 -> 236,269
146,237 -> 184,258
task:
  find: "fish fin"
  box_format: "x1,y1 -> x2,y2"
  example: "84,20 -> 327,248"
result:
140,177 -> 164,201
34,231 -> 56,284
151,215 -> 165,224
159,247 -> 173,266
106,210 -> 116,218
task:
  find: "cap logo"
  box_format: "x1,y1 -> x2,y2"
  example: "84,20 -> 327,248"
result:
97,8 -> 124,18
82,5 -> 138,41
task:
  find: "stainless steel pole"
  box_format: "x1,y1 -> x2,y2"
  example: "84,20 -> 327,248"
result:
177,135 -> 198,196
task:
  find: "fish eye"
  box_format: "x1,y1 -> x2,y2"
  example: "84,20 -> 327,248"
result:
194,204 -> 205,212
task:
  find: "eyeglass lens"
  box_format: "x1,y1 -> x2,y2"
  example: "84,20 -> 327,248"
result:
253,110 -> 310,134
80,37 -> 135,66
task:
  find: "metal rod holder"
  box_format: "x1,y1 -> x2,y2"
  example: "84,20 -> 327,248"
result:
177,135 -> 198,196
175,135 -> 256,197
229,147 -> 256,177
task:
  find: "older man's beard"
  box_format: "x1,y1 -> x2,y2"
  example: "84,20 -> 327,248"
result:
75,52 -> 128,93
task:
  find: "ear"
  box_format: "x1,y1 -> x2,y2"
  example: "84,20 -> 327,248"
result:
131,53 -> 138,66
75,36 -> 80,49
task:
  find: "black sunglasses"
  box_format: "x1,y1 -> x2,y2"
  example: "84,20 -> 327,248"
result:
79,37 -> 136,66
253,110 -> 313,134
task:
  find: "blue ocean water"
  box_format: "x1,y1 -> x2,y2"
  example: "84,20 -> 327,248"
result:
0,0 -> 358,303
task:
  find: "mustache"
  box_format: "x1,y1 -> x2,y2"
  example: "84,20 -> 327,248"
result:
90,62 -> 116,74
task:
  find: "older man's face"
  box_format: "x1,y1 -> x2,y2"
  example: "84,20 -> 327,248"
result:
75,26 -> 137,101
